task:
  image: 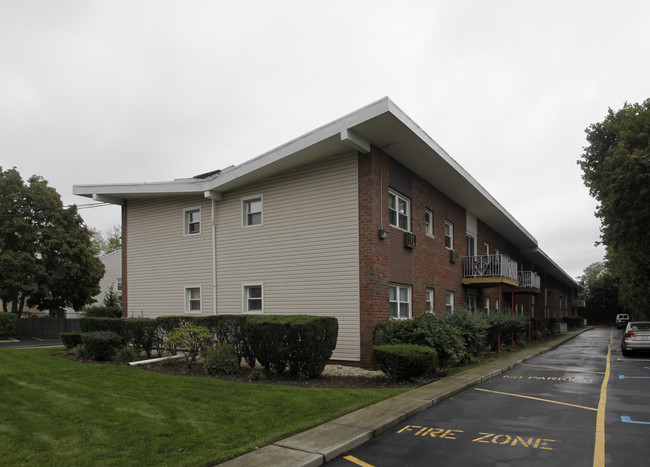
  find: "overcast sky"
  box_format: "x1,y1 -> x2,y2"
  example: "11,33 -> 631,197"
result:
2,0 -> 648,280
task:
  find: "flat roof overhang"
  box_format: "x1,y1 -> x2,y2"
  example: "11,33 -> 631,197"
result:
73,97 -> 578,289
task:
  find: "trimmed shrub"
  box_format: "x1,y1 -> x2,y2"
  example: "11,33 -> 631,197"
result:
245,315 -> 338,378
82,331 -> 122,361
60,332 -> 82,349
0,313 -> 18,337
372,344 -> 437,380
194,315 -> 249,363
563,315 -> 584,330
71,345 -> 89,360
79,317 -> 124,338
164,325 -> 215,367
486,314 -> 529,350
204,344 -> 239,375
83,305 -> 123,319
122,319 -> 159,358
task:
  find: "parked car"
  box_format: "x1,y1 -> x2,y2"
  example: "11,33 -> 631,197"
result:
616,314 -> 630,329
621,321 -> 650,356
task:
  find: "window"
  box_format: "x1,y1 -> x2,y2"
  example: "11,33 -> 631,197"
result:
484,298 -> 490,314
116,278 -> 123,292
426,288 -> 434,313
466,234 -> 476,256
184,207 -> 201,235
444,221 -> 454,249
243,283 -> 263,314
424,210 -> 434,237
388,191 -> 410,231
184,286 -> 202,313
242,195 -> 263,227
389,284 -> 411,319
445,291 -> 455,314
467,295 -> 477,311
484,243 -> 490,255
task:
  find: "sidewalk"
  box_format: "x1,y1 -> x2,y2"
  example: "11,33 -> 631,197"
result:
220,328 -> 590,467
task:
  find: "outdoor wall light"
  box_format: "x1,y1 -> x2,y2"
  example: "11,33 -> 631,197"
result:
378,229 -> 389,240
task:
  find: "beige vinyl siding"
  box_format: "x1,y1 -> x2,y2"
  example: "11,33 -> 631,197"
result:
216,153 -> 360,361
127,196 -> 214,317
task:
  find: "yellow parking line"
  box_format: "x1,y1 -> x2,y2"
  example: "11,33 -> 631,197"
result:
474,388 -> 597,412
522,364 -> 606,375
343,455 -> 375,467
593,331 -> 612,467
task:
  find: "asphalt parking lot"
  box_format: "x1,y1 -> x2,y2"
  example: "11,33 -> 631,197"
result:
325,328 -> 650,467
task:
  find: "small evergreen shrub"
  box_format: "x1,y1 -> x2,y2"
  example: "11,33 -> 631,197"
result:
114,346 -> 139,364
164,325 -> 215,368
60,332 -> 82,349
372,344 -> 437,380
194,315 -> 248,363
71,345 -> 89,360
203,344 -> 239,375
82,331 -> 122,361
0,313 -> 18,337
445,308 -> 489,360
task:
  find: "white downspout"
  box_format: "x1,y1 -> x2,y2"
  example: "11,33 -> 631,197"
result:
212,198 -> 217,315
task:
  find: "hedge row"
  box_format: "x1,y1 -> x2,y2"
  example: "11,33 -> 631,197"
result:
77,314 -> 338,378
373,311 -> 581,379
0,313 -> 18,337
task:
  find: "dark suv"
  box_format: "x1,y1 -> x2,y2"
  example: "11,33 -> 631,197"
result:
616,314 -> 630,329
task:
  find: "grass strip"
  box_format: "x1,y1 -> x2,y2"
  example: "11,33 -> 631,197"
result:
0,348 -> 406,466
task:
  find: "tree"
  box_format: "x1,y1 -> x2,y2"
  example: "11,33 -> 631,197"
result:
578,99 -> 650,314
0,167 -> 105,316
578,262 -> 624,323
91,224 -> 122,256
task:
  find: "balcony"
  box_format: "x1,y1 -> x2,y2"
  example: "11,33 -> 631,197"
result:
462,254 -> 519,287
517,270 -> 541,291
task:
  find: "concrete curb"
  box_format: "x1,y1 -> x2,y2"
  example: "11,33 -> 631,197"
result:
219,328 -> 590,466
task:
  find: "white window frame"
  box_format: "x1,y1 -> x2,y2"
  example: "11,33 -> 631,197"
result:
467,295 -> 477,311
445,291 -> 455,314
424,209 -> 434,237
444,220 -> 454,249
242,195 -> 263,227
115,278 -> 123,292
184,206 -> 201,236
242,282 -> 264,314
484,242 -> 490,255
388,190 -> 411,231
484,297 -> 490,314
389,284 -> 411,320
426,288 -> 434,313
184,286 -> 202,314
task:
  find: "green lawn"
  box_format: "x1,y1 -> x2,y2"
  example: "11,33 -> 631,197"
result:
0,348 -> 406,466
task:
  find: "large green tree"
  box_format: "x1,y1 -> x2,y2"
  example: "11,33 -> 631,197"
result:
0,167 -> 105,315
578,262 -> 625,323
578,99 -> 650,314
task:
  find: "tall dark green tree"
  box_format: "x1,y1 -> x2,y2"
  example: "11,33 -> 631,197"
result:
578,262 -> 624,323
578,99 -> 650,314
0,167 -> 105,315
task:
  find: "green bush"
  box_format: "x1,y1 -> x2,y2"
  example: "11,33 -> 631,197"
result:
194,315 -> 249,363
114,346 -> 139,364
83,305 -> 123,319
82,331 -> 123,361
374,314 -> 467,372
122,319 -> 159,358
164,325 -> 215,368
372,344 -> 437,380
60,332 -> 82,349
0,313 -> 18,337
71,345 -> 89,360
79,317 -> 124,339
486,314 -> 529,350
245,315 -> 338,378
203,344 -> 239,375
445,309 -> 489,360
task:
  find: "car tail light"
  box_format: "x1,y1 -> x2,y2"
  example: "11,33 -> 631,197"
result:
625,331 -> 635,338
